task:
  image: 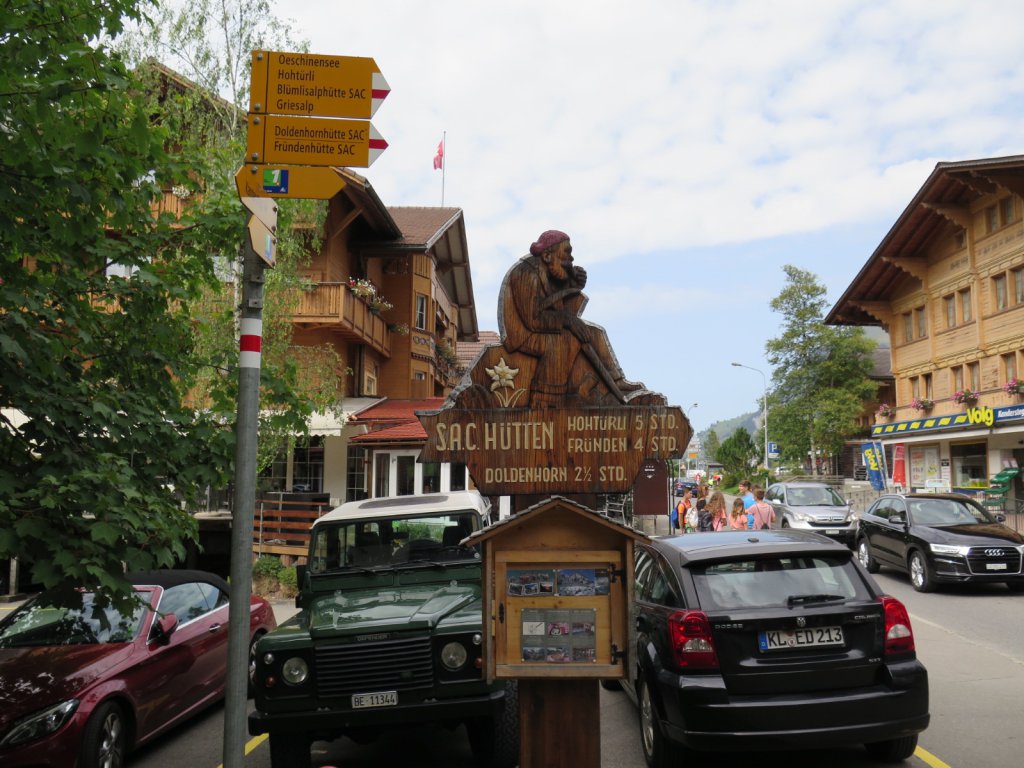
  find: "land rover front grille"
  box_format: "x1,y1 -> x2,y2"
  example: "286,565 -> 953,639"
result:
315,636 -> 434,697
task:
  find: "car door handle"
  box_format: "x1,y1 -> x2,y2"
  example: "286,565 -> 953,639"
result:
207,623 -> 223,634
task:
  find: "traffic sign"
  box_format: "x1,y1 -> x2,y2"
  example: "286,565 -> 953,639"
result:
249,50 -> 389,119
246,115 -> 387,168
238,196 -> 278,231
247,216 -> 276,267
234,165 -> 347,199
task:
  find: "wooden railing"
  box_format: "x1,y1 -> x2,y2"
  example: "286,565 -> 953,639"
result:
290,283 -> 391,357
252,498 -> 333,559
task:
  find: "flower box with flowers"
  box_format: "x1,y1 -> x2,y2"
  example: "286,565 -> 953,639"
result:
910,396 -> 934,411
952,388 -> 978,405
1004,378 -> 1023,396
876,403 -> 896,419
346,277 -> 376,299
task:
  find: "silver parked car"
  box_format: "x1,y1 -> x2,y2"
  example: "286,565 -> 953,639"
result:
765,482 -> 857,546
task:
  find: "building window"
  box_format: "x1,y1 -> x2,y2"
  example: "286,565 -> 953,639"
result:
259,447 -> 289,493
421,462 -> 441,494
415,294 -> 428,330
374,453 -> 390,497
903,312 -> 913,343
985,205 -> 999,233
968,362 -> 980,391
915,307 -> 927,338
994,274 -> 1008,311
1005,353 -> 1018,383
346,446 -> 368,502
924,373 -> 932,399
1015,268 -> 1024,305
396,455 -> 416,496
951,442 -> 987,488
449,462 -> 468,492
944,295 -> 956,329
953,366 -> 964,393
1000,196 -> 1016,226
944,296 -> 955,328
960,288 -> 972,323
291,437 -> 324,492
911,376 -> 921,399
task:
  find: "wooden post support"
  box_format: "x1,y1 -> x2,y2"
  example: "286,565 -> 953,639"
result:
519,680 -> 600,768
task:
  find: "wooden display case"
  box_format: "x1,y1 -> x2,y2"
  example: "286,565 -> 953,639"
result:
465,496 -> 646,682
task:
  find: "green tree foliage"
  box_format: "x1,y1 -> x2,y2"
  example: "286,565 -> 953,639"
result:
765,265 -> 877,471
0,0 -> 233,596
716,427 -> 758,481
703,429 -> 721,464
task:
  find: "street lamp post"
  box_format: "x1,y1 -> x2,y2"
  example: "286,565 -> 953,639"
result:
731,362 -> 768,486
684,403 -> 697,474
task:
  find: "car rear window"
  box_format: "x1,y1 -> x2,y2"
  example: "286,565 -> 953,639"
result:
691,554 -> 869,610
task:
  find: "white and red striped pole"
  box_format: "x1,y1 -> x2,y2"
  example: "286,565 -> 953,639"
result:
224,217 -> 266,768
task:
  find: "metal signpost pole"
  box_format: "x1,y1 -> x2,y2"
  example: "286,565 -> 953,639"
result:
223,228 -> 266,768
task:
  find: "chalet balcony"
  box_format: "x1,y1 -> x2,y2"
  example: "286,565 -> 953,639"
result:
291,282 -> 391,357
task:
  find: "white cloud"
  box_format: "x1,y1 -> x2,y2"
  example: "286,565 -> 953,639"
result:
265,0 -> 1024,427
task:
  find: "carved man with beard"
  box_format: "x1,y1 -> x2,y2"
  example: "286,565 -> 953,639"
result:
499,230 -> 659,407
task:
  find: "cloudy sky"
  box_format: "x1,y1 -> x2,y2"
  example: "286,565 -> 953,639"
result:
280,0 -> 1024,433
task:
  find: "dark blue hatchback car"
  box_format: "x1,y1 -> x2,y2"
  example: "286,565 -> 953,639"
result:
616,530 -> 929,766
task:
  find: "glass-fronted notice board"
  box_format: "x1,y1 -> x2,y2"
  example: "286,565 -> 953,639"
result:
494,553 -> 624,677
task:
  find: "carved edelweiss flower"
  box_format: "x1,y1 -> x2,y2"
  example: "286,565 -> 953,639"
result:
486,358 -> 519,391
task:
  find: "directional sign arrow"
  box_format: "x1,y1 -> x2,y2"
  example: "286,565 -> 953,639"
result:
234,164 -> 347,199
246,115 -> 387,168
238,195 -> 278,231
249,50 -> 389,119
247,216 -> 276,267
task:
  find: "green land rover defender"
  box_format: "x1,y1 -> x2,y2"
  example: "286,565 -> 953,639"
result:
248,491 -> 519,767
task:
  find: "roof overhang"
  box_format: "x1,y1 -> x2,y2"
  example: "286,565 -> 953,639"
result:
826,155 -> 1024,328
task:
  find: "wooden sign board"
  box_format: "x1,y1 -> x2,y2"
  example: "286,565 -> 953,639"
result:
418,232 -> 692,496
419,400 -> 687,496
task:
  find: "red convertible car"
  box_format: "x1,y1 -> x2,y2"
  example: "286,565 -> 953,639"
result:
0,570 -> 276,767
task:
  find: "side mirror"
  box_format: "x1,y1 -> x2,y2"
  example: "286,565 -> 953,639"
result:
152,613 -> 179,645
996,514 -> 1007,523
296,564 -> 306,589
889,515 -> 905,526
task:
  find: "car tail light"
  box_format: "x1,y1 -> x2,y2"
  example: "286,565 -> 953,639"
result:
667,610 -> 719,669
880,596 -> 915,655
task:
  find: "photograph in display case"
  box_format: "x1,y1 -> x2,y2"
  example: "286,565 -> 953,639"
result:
521,608 -> 597,663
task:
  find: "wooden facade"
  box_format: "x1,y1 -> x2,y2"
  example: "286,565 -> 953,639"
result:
829,156 -> 1024,500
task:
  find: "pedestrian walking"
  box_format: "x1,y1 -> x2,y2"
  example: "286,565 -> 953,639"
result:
671,496 -> 683,533
739,480 -> 755,509
697,498 -> 713,531
729,498 -> 747,530
749,487 -> 775,530
706,491 -> 728,531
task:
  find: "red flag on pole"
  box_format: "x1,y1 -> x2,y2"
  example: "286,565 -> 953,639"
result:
433,140 -> 444,170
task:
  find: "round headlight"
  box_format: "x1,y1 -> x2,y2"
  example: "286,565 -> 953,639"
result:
440,641 -> 468,671
281,657 -> 309,685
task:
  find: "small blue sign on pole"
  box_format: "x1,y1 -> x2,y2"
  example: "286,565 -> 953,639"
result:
768,441 -> 780,459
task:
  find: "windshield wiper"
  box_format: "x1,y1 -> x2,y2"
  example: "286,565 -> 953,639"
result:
394,559 -> 449,569
787,593 -> 846,607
